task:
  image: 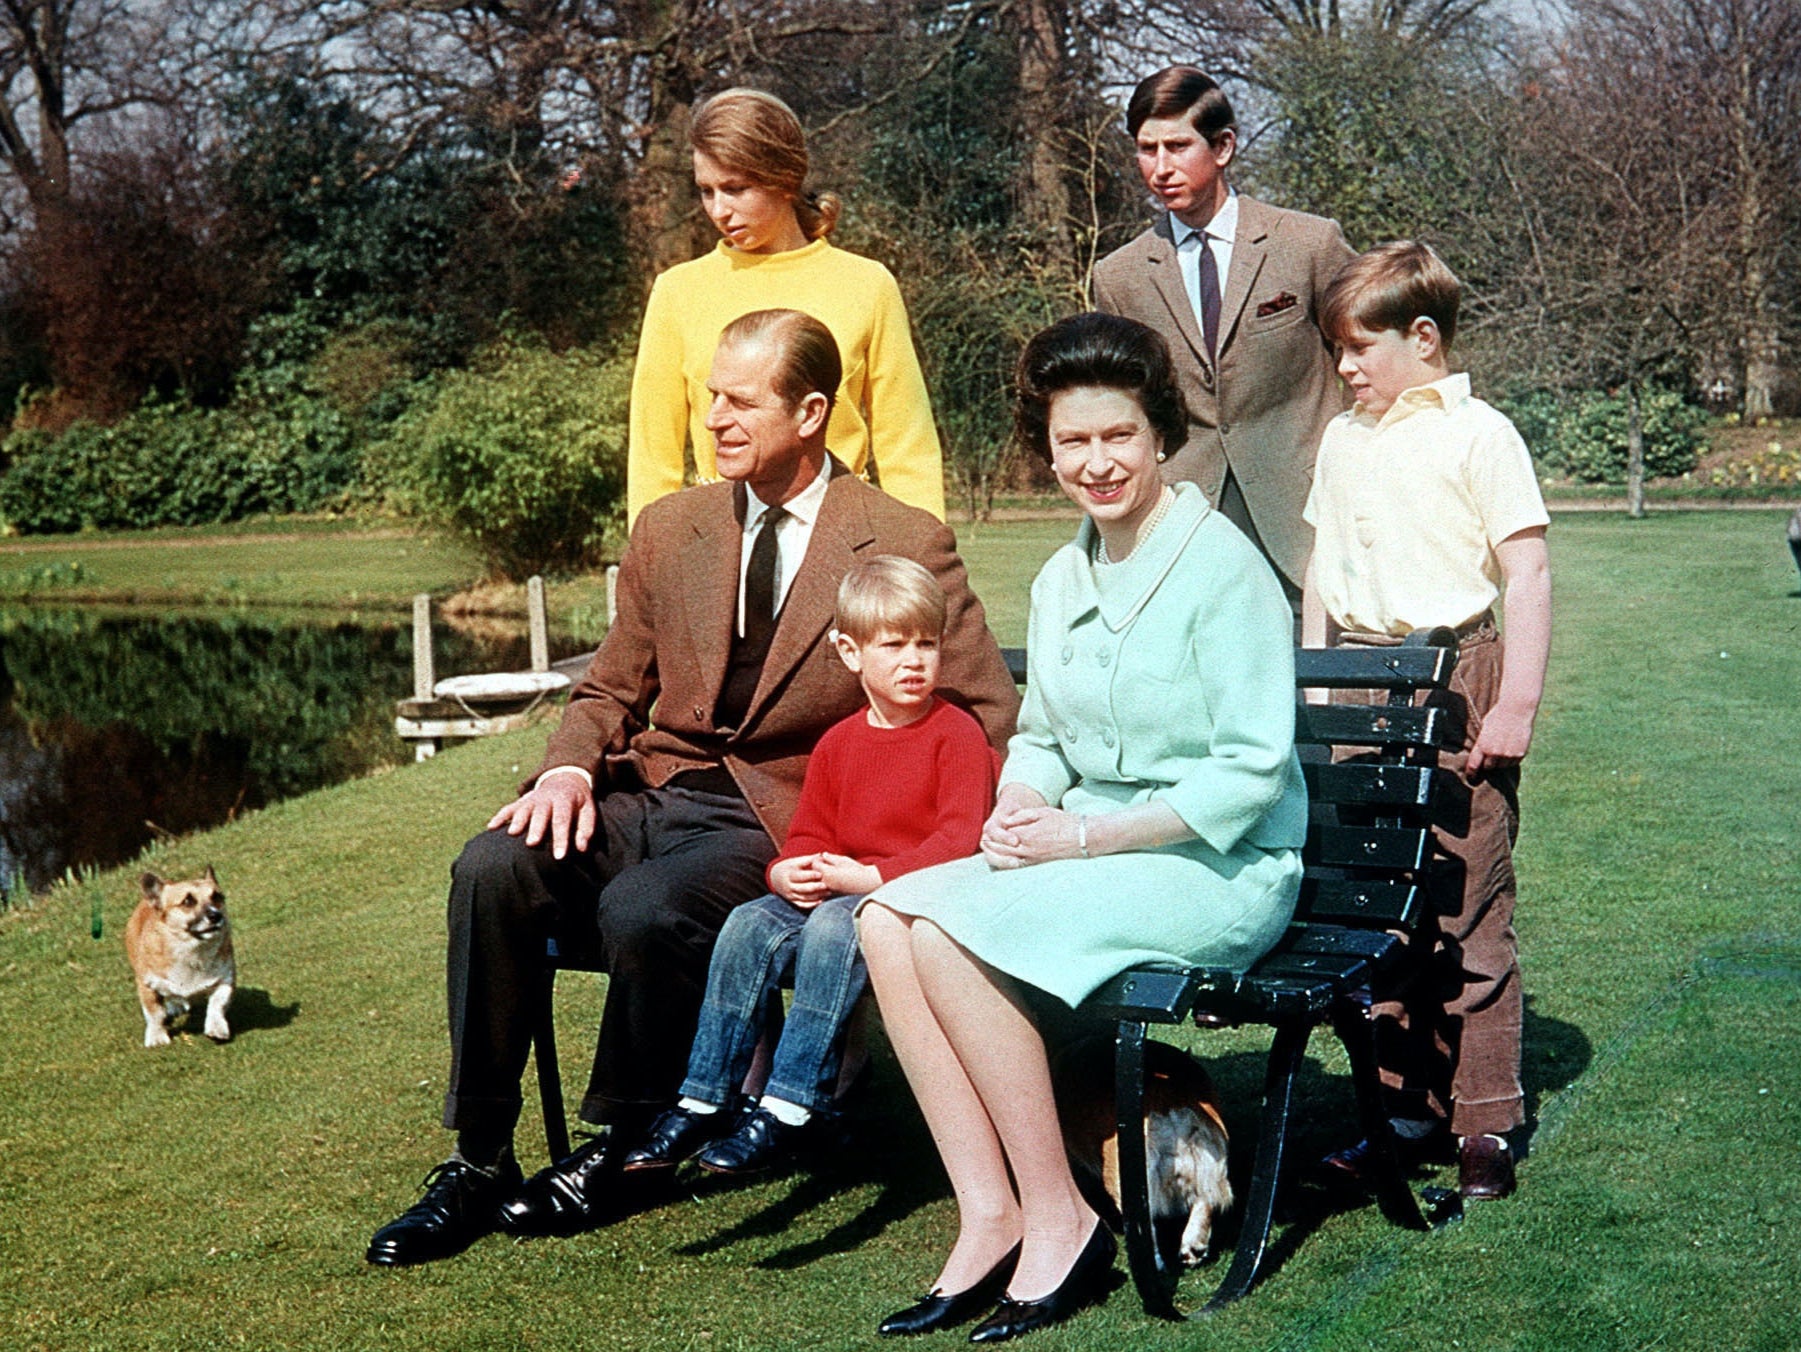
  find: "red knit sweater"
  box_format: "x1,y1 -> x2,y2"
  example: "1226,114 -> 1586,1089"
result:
772,697 -> 999,886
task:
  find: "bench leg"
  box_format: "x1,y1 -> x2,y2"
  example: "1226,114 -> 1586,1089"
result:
534,970 -> 571,1164
1113,1019 -> 1183,1320
1330,1001 -> 1428,1232
1203,1019 -> 1311,1312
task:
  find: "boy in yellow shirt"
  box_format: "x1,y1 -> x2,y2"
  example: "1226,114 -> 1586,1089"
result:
1302,241 -> 1552,1199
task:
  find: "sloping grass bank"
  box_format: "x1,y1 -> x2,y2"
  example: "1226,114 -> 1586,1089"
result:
1,511 -> 1797,1351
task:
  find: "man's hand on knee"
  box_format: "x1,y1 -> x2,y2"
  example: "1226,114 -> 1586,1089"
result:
488,772 -> 596,859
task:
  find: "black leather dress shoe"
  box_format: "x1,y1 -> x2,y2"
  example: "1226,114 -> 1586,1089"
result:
366,1157 -> 522,1266
621,1106 -> 727,1173
692,1106 -> 808,1176
878,1244 -> 1020,1337
967,1222 -> 1116,1344
497,1134 -> 623,1237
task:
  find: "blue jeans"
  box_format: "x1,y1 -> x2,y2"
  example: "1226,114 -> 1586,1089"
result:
680,890 -> 868,1113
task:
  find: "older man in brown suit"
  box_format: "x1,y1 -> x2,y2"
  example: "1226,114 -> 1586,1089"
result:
1093,65 -> 1355,596
367,309 -> 1019,1267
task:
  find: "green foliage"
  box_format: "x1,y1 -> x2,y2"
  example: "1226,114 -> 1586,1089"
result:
1248,27 -> 1505,254
0,386 -> 361,533
1496,384 -> 1708,483
379,338 -> 628,578
219,69 -> 630,365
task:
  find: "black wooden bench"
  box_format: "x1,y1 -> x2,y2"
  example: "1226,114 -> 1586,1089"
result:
1070,628 -> 1469,1317
532,628 -> 1467,1313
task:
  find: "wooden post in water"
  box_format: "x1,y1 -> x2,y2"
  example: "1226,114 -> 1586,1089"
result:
412,594 -> 435,700
528,576 -> 549,673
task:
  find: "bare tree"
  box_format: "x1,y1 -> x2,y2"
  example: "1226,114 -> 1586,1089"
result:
1479,13 -> 1725,515
1594,0 -> 1801,420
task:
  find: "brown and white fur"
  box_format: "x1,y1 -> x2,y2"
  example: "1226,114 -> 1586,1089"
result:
1055,1035 -> 1233,1267
125,867 -> 235,1047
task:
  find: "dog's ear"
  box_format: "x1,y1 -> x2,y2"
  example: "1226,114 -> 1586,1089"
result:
203,864 -> 219,888
140,873 -> 165,906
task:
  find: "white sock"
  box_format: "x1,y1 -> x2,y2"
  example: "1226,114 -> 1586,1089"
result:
759,1095 -> 811,1127
677,1097 -> 721,1115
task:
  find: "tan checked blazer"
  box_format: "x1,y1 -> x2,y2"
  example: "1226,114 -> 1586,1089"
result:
1092,196 -> 1355,588
536,461 -> 1020,844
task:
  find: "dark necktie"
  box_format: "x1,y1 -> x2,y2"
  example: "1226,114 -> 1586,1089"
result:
1195,231 -> 1221,360
743,506 -> 787,646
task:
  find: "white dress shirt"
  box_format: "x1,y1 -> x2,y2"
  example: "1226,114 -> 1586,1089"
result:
737,455 -> 831,636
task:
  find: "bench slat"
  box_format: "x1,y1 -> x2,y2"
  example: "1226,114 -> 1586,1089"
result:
1303,762 -> 1442,811
1081,967 -> 1198,1023
1307,823 -> 1433,872
1294,645 -> 1457,689
1297,878 -> 1425,928
1297,703 -> 1463,751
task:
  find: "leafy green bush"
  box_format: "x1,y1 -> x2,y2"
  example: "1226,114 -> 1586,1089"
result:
0,386 -> 360,533
379,338 -> 628,578
1493,384 -> 1707,484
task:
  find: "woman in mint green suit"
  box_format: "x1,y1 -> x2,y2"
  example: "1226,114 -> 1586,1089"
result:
858,313 -> 1305,1344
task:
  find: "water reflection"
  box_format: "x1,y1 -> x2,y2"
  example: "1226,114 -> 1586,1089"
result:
0,608 -> 560,894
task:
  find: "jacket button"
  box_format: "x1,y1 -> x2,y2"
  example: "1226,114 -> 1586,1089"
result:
1219,422 -> 1232,435
694,706 -> 705,720
1061,645 -> 1074,664
1098,650 -> 1111,667
1102,729 -> 1116,748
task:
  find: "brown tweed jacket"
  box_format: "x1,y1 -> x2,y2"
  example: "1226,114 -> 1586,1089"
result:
1092,196 -> 1355,588
535,462 -> 1020,844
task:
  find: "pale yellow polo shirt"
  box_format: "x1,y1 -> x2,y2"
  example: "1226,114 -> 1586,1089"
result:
1303,373 -> 1549,636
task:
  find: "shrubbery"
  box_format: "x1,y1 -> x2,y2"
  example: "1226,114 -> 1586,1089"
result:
375,338 -> 629,579
1497,384 -> 1708,484
0,394 -> 359,533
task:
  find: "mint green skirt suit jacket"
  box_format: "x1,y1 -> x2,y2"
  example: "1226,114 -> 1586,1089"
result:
866,484 -> 1306,1007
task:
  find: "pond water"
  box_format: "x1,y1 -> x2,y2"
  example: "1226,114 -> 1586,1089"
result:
0,606 -> 578,896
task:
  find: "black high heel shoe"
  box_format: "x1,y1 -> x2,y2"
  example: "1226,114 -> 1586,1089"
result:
967,1222 -> 1116,1344
878,1243 -> 1022,1337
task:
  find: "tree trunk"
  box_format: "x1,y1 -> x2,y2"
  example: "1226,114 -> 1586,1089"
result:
1010,0 -> 1075,277
1625,379 -> 1646,519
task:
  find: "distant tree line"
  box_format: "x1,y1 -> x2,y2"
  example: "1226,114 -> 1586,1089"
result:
0,0 -> 1795,569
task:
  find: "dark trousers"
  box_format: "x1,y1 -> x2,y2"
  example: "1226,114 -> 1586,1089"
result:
441,783 -> 776,1139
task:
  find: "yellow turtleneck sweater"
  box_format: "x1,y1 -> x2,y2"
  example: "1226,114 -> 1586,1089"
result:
627,237 -> 945,524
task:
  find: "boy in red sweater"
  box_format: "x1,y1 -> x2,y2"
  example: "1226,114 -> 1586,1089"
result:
620,555 -> 1000,1176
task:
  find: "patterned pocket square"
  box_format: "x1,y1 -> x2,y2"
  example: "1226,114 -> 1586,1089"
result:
1256,292 -> 1299,318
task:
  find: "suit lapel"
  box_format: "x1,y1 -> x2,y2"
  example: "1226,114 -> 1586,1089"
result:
1142,215 -> 1211,372
1219,197 -> 1271,358
746,466 -> 868,725
687,486 -> 744,715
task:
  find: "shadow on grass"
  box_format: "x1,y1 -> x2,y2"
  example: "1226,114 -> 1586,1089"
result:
227,986 -> 302,1035
1519,993 -> 1592,1160
674,1065 -> 951,1270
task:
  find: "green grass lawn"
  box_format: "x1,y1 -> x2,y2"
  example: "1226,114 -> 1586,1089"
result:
1,510 -> 1798,1351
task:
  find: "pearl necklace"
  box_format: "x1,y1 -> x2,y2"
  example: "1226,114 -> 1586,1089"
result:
1096,486 -> 1175,566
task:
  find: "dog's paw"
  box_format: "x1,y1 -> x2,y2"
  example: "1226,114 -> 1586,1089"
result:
143,1025 -> 172,1048
204,1018 -> 231,1042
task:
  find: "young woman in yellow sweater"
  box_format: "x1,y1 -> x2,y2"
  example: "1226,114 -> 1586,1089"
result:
626,88 -> 946,525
